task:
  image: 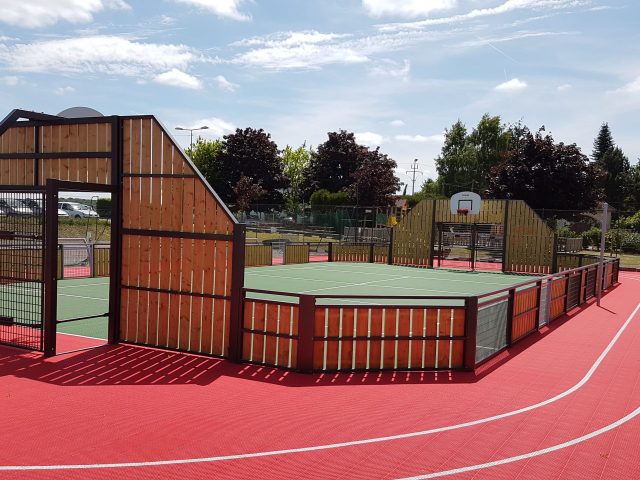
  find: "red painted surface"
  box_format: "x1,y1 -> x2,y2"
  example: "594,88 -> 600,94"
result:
0,273 -> 638,479
437,258 -> 503,271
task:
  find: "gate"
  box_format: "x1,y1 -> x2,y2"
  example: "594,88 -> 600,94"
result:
436,223 -> 504,271
0,188 -> 46,351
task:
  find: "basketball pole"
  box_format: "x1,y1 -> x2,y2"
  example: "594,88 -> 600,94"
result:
596,202 -> 608,307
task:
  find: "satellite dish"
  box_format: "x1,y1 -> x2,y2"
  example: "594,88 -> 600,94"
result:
57,106 -> 104,118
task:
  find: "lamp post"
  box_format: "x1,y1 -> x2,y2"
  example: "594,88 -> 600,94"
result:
175,125 -> 209,150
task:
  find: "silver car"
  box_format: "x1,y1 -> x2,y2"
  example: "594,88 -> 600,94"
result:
58,202 -> 100,219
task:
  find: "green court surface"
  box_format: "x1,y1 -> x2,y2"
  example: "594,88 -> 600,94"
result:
45,264 -> 538,340
245,262 -> 539,305
57,278 -> 110,339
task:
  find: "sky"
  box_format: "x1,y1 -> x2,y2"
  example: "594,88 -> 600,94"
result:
1,0 -> 639,194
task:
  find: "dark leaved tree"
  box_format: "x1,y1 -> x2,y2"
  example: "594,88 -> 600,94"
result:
488,127 -> 603,211
233,176 -> 265,212
592,122 -> 614,163
221,128 -> 287,205
347,147 -> 400,206
301,130 -> 361,199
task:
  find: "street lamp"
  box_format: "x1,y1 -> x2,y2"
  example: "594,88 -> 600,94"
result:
175,125 -> 209,150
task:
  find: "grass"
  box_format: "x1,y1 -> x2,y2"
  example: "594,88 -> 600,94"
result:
579,249 -> 640,268
59,218 -> 111,242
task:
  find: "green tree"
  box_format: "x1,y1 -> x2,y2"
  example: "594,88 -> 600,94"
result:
592,122 -> 614,163
600,146 -> 630,207
220,128 -> 287,205
187,137 -> 225,194
347,147 -> 400,206
435,115 -> 510,197
624,161 -> 640,209
487,127 -> 603,211
302,130 -> 361,199
282,144 -> 311,213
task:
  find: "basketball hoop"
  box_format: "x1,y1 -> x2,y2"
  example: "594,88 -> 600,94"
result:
457,208 -> 469,215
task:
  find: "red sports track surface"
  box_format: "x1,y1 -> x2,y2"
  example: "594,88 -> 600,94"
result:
1,272 -> 639,480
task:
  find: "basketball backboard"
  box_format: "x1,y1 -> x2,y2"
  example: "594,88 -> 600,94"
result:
450,191 -> 481,215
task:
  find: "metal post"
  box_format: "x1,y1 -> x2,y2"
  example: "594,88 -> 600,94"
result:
43,181 -> 59,357
369,242 -> 375,263
463,296 -> 478,370
596,202 -> 608,306
535,280 -> 543,330
328,241 -> 333,262
228,224 -> 246,362
297,295 -> 316,373
506,288 -> 515,346
108,115 -> 122,345
387,227 -> 394,265
502,200 -> 509,272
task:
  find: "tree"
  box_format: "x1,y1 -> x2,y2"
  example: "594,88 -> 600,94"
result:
487,127 -> 603,211
187,137 -> 225,195
592,122 -> 614,163
600,147 -> 630,207
302,130 -> 361,199
233,176 -> 265,212
435,115 -> 510,197
624,161 -> 640,209
347,147 -> 400,206
221,128 -> 287,205
282,144 -> 311,213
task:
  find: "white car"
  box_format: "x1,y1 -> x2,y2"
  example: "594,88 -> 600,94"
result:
58,202 -> 99,219
58,209 -> 69,217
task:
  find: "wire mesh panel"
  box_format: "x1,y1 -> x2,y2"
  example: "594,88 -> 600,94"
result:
0,189 -> 45,351
566,273 -> 581,310
539,282 -> 550,326
475,297 -> 509,363
60,243 -> 91,278
586,268 -> 596,299
437,223 -> 473,269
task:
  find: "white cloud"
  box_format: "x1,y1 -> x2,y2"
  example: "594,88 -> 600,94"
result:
231,31 -> 368,70
378,0 -> 584,32
494,78 -> 528,92
182,117 -> 236,137
390,119 -> 405,127
395,134 -> 444,143
1,75 -> 20,86
363,0 -> 457,18
610,76 -> 640,94
369,59 -> 410,81
0,0 -> 130,28
53,86 -> 75,95
557,83 -> 572,92
172,0 -> 250,21
0,36 -> 203,81
355,131 -> 385,147
153,69 -> 203,89
214,74 -> 238,91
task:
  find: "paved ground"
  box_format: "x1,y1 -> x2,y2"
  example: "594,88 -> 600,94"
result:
0,272 -> 637,479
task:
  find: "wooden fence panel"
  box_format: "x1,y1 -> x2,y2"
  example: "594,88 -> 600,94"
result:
119,117 -> 237,357
511,286 -> 539,342
284,244 -> 309,264
311,305 -> 465,371
245,245 -> 272,266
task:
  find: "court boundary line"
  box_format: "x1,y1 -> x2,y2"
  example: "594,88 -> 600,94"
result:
248,263 -> 527,288
0,301 -> 637,472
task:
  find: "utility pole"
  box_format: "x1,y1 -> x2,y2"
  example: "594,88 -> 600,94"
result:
406,159 -> 423,195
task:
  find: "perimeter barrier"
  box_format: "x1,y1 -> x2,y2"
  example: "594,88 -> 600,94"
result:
240,257 -> 620,373
56,242 -> 111,279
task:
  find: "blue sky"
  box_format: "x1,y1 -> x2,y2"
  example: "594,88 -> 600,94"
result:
1,0 -> 639,191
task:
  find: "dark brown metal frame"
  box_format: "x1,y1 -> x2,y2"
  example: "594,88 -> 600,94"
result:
43,180 -> 119,357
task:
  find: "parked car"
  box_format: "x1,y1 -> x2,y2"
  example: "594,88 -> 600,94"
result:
0,199 -> 32,216
18,198 -> 43,216
57,202 -> 99,219
58,209 -> 69,217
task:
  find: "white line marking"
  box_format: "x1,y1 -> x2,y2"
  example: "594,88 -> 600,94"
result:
396,405 -> 640,479
57,282 -> 110,290
1,302 -> 637,472
57,332 -> 105,341
59,293 -> 109,301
